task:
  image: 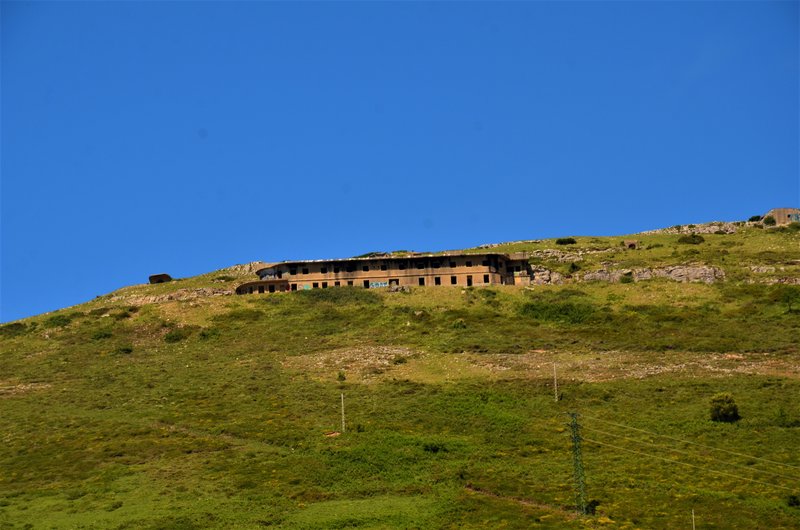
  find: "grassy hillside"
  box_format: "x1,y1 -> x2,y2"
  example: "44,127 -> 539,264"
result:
2,224 -> 799,529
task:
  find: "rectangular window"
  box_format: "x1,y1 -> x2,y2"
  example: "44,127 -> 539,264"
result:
312,282 -> 319,288
466,261 -> 473,267
321,282 -> 328,288
434,277 -> 441,285
416,262 -> 425,269
433,262 -> 440,268
333,266 -> 340,273
347,280 -> 354,286
399,263 -> 407,270
418,277 -> 425,286
334,281 -> 340,287
290,268 -> 297,275
482,260 -> 489,266
269,285 -> 276,293
291,284 -> 297,291
515,266 -> 521,272
380,264 -> 387,271
362,265 -> 369,272
483,274 -> 490,283
363,280 -> 370,288
467,275 -> 473,286
346,264 -> 356,272
302,268 -> 309,275
258,286 -> 265,293
449,261 -> 456,268
451,276 -> 457,285
321,267 -> 327,274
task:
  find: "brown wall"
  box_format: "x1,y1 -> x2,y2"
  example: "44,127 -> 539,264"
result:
765,208 -> 800,226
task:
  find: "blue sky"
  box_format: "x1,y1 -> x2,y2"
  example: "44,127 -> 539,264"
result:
2,1 -> 798,322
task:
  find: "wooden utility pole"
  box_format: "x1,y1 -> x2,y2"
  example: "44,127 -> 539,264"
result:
340,392 -> 346,433
553,362 -> 559,402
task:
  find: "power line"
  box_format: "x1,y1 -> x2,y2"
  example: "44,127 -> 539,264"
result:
583,437 -> 796,492
581,425 -> 800,483
581,414 -> 800,472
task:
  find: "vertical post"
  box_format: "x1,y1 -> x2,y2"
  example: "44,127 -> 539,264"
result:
568,412 -> 588,515
341,392 -> 346,433
553,362 -> 559,402
691,509 -> 696,530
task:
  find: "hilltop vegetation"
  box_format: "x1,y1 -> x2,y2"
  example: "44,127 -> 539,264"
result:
1,224 -> 799,528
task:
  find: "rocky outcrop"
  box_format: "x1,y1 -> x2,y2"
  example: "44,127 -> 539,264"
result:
641,221 -> 741,235
582,265 -> 725,284
110,288 -> 233,305
530,267 -> 564,285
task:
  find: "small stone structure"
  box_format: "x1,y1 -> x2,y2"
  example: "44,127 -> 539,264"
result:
622,240 -> 640,250
764,208 -> 800,226
148,273 -> 173,284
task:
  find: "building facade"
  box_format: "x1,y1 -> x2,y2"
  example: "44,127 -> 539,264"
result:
765,208 -> 800,226
235,252 -> 533,294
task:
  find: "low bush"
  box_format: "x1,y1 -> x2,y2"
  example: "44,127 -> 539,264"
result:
748,215 -> 763,222
520,300 -> 596,324
763,215 -> 776,226
555,237 -> 577,245
44,314 -> 74,328
92,329 -> 113,340
164,327 -> 197,343
710,393 -> 740,422
0,322 -> 28,338
677,234 -> 705,245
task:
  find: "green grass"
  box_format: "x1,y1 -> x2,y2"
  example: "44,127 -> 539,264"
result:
1,225 -> 799,528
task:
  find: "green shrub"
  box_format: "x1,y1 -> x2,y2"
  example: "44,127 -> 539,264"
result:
520,300 -> 596,324
451,318 -> 467,329
92,329 -> 113,340
787,494 -> 800,508
710,393 -> 740,422
620,272 -> 634,284
568,262 -> 581,273
763,215 -> 776,226
164,327 -> 195,343
787,222 -> 800,232
214,275 -> 236,282
714,230 -> 727,235
555,237 -> 577,245
645,243 -> 663,250
114,345 -> 133,355
677,234 -> 705,245
44,314 -> 73,328
748,215 -> 763,222
0,322 -> 28,338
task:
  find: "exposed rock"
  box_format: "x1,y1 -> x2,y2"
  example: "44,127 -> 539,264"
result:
527,248 -> 615,263
582,265 -> 725,284
110,288 -> 233,305
641,221 -> 741,235
749,265 -> 776,273
530,267 -> 564,285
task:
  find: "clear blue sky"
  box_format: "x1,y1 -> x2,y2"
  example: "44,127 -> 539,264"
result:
2,1 -> 798,322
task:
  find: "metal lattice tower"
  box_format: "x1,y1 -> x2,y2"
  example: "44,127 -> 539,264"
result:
568,412 -> 588,515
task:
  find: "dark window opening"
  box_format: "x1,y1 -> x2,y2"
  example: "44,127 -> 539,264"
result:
483,274 -> 490,283
380,264 -> 387,271
335,281 -> 341,287
321,282 -> 328,288
399,263 -> 407,270
449,261 -> 456,268
418,277 -> 425,286
347,280 -> 354,286
334,266 -> 340,273
362,265 -> 369,272
433,262 -> 440,268
312,282 -> 319,288
291,284 -> 297,291
258,286 -> 265,293
363,280 -> 370,288
467,275 -> 473,286
346,265 -> 356,272
269,285 -> 276,293
277,271 -> 283,278
302,268 -> 309,275
389,279 -> 399,286
321,267 -> 327,274
466,261 -> 473,267
248,287 -> 253,294
482,260 -> 489,266
451,276 -> 457,285
515,266 -> 521,272
290,268 -> 297,275
435,277 -> 441,285
416,262 -> 425,269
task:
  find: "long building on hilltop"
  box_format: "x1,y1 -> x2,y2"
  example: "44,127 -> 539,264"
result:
235,252 -> 533,294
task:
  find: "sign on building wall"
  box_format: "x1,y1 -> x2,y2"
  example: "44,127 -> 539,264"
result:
370,281 -> 389,288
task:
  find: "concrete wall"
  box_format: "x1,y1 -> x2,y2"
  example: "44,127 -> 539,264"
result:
765,208 -> 800,226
